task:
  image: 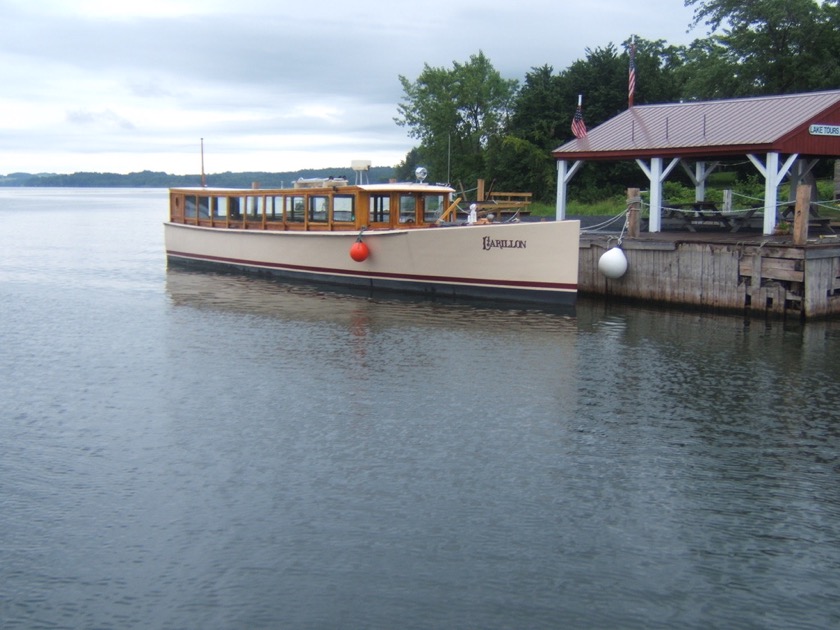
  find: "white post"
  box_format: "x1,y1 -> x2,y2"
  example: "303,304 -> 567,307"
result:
649,158 -> 663,233
763,151 -> 780,235
749,152 -> 798,235
637,157 -> 680,233
555,159 -> 584,221
695,162 -> 706,202
681,160 -> 720,203
556,160 -> 568,221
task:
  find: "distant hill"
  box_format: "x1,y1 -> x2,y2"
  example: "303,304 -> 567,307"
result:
0,167 -> 397,188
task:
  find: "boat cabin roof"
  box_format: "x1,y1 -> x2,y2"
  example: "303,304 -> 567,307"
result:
170,182 -> 455,195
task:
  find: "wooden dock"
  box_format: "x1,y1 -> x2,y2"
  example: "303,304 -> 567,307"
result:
580,230 -> 840,319
576,187 -> 840,319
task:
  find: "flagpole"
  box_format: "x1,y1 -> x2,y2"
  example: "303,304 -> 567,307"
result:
628,35 -> 636,109
571,94 -> 587,139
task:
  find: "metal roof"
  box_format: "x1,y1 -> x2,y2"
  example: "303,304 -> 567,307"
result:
553,89 -> 840,161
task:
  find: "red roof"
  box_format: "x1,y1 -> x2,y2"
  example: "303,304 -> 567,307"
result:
552,89 -> 840,161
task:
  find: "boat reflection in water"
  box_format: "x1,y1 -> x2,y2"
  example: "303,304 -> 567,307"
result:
164,267 -> 578,331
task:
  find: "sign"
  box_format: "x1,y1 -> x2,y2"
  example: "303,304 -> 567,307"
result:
809,124 -> 840,136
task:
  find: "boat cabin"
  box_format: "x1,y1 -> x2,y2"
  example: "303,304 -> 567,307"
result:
168,182 -> 457,232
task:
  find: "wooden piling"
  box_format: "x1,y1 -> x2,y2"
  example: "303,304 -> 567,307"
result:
627,188 -> 640,238
792,184 -> 811,246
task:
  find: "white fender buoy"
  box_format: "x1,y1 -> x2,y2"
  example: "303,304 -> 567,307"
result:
598,247 -> 628,279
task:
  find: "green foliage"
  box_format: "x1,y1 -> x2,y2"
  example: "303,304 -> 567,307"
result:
395,51 -> 518,185
684,0 -> 840,94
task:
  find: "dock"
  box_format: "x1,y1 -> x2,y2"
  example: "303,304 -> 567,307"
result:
578,222 -> 840,320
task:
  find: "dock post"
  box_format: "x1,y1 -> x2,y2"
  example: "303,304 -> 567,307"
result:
792,184 -> 811,245
723,189 -> 733,212
627,188 -> 641,238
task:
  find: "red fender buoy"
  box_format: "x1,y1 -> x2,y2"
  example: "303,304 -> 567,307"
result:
350,240 -> 369,262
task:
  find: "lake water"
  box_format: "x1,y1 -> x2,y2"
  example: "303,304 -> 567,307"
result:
1,188 -> 839,629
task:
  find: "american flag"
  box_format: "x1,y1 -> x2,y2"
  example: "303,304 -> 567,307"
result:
628,39 -> 636,107
571,104 -> 587,139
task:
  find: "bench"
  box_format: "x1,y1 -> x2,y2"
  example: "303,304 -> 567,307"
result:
473,192 -> 532,218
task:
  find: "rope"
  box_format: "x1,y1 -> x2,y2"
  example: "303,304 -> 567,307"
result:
580,208 -> 629,233
616,211 -> 629,246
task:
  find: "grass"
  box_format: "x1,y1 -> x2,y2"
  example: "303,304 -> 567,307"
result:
527,178 -> 840,219
529,197 -> 627,218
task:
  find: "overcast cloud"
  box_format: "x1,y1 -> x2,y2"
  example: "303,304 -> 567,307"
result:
0,0 -> 697,175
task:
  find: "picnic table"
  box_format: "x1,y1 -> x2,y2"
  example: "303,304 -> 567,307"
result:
664,201 -> 758,233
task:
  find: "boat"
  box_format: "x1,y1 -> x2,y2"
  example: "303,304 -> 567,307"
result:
164,169 -> 580,305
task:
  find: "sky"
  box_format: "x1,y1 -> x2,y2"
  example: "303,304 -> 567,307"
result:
0,0 -> 700,176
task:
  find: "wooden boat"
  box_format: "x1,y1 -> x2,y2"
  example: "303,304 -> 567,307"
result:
164,175 -> 580,305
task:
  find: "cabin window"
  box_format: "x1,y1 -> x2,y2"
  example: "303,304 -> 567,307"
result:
229,197 -> 242,219
333,195 -> 355,222
247,196 -> 262,220
185,195 -> 197,218
285,195 -> 304,223
185,196 -> 210,218
424,194 -> 446,222
370,195 -> 390,223
210,197 -> 226,221
399,194 -> 417,224
265,196 -> 282,222
309,196 -> 328,222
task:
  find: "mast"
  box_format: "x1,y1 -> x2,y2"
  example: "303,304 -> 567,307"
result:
200,138 -> 206,187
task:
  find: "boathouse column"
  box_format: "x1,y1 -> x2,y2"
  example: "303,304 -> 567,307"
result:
748,152 -> 798,235
680,160 -> 720,202
694,161 -> 707,201
636,157 -> 680,232
555,159 -> 584,221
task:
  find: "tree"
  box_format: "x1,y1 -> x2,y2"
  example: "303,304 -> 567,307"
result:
487,65 -> 571,201
675,38 -> 745,99
684,0 -> 840,94
489,40 -> 688,202
395,51 -> 518,186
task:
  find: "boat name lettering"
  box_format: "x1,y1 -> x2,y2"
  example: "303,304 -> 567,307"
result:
482,236 -> 527,251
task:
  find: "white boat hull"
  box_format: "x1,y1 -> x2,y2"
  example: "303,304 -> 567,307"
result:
164,220 -> 579,305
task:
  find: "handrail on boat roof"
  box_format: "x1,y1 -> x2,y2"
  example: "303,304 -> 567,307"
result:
169,182 -> 455,195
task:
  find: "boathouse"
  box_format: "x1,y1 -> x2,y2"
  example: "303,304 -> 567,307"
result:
553,89 -> 840,234
552,90 -> 840,319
